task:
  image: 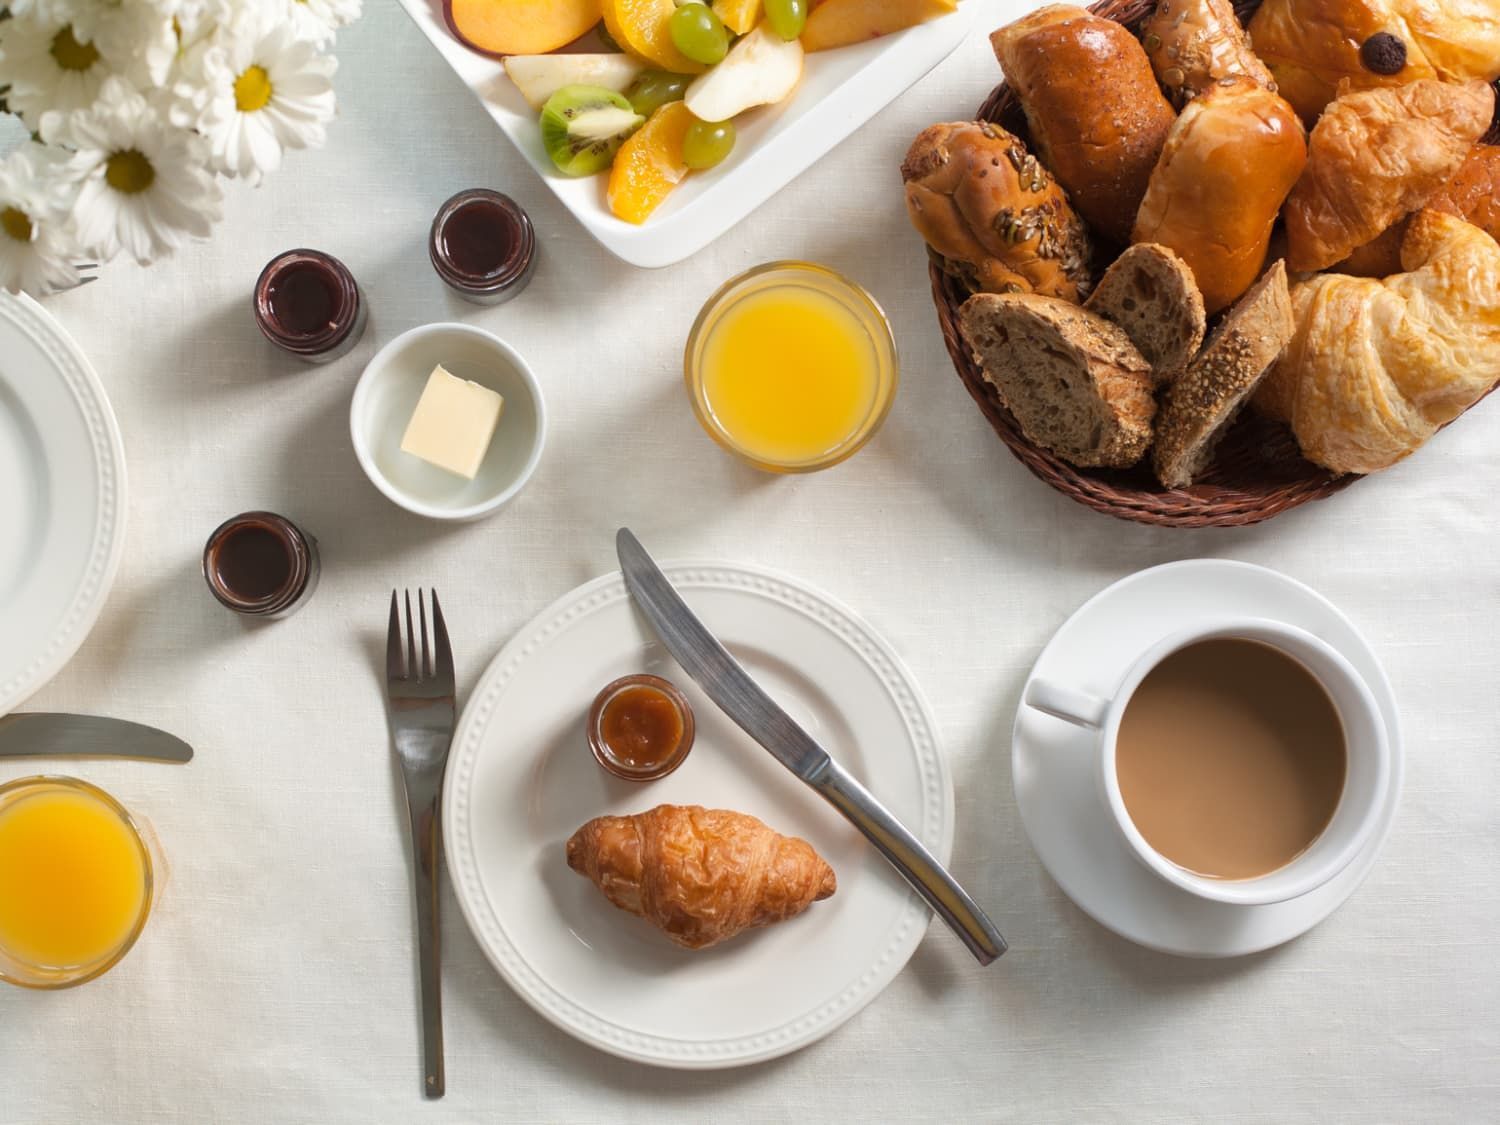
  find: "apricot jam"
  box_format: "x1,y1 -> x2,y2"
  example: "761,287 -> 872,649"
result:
587,675 -> 695,781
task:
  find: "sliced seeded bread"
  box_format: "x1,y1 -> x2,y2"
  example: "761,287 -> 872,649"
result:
1085,243 -> 1206,386
959,293 -> 1156,469
1153,260 -> 1294,489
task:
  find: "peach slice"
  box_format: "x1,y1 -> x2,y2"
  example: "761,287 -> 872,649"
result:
601,0 -> 706,74
607,101 -> 695,224
712,0 -> 764,36
799,0 -> 956,52
445,0 -> 601,57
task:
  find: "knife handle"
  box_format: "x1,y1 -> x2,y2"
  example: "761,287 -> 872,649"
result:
815,761 -> 1006,965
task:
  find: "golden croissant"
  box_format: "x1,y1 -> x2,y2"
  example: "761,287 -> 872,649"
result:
1256,210 -> 1500,475
565,805 -> 836,950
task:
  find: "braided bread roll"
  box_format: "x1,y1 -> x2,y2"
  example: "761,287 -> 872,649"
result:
565,805 -> 836,950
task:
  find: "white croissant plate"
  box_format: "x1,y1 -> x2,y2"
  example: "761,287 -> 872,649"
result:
443,562 -> 952,1067
394,0 -> 976,267
0,292 -> 127,716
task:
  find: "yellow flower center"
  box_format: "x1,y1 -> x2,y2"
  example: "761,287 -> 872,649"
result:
50,26 -> 100,72
105,150 -> 156,195
0,207 -> 34,243
234,65 -> 274,113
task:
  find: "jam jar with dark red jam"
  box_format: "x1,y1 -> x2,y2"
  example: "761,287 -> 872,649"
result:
254,249 -> 367,363
428,189 -> 537,306
202,512 -> 320,619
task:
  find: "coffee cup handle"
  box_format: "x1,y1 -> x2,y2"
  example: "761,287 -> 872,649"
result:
1024,679 -> 1109,729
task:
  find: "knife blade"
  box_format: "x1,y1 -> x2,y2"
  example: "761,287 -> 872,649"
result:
0,713 -> 194,763
616,529 -> 1005,965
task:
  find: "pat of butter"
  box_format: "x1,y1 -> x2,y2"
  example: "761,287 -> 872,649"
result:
399,365 -> 504,480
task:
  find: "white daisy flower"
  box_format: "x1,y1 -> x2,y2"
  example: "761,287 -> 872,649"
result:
43,77 -> 223,265
4,0 -> 76,22
175,17 -> 337,184
69,0 -> 178,88
0,13 -> 111,128
285,0 -> 362,46
0,144 -> 83,296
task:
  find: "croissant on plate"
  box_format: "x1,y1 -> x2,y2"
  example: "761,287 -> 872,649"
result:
565,805 -> 837,950
1256,210 -> 1500,474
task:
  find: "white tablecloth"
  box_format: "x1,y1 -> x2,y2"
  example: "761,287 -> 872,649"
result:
7,2 -> 1498,1120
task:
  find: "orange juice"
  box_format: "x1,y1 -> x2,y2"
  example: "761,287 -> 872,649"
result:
0,778 -> 151,986
688,262 -> 898,472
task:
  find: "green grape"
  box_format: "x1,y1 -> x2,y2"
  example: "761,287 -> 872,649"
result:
625,70 -> 690,117
669,3 -> 729,66
764,0 -> 808,40
683,118 -> 736,170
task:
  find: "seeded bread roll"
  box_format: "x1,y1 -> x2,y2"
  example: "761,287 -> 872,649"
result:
1141,0 -> 1274,108
1085,243 -> 1206,385
902,121 -> 1094,300
959,293 -> 1156,468
990,5 -> 1175,245
1154,261 -> 1293,488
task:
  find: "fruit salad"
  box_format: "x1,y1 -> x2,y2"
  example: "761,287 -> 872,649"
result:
444,0 -> 960,223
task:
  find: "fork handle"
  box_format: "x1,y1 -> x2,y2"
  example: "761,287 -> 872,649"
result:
402,767 -> 445,1099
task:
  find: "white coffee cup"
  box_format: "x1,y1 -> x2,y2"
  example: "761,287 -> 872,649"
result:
1024,618 -> 1391,907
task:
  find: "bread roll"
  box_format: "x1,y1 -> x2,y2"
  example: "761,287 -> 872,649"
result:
1247,0 -> 1500,122
1132,77 -> 1307,314
902,121 -> 1094,300
1256,210 -> 1500,474
1283,79 -> 1493,272
990,5 -> 1175,244
1141,0 -> 1273,108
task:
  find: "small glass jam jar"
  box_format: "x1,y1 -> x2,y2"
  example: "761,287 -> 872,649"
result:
202,511 -> 320,619
428,189 -> 537,306
254,249 -> 367,363
587,674 -> 695,781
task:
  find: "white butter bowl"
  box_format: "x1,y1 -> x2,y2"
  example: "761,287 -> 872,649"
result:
350,322 -> 546,521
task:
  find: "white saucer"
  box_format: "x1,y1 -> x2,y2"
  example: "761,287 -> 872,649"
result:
1012,560 -> 1402,958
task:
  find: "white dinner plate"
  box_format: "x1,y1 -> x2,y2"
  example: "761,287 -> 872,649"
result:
394,0 -> 976,267
0,292 -> 127,716
1013,560 -> 1402,958
443,562 -> 952,1068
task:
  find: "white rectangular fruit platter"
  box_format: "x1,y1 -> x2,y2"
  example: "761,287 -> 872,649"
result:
394,0 -> 976,267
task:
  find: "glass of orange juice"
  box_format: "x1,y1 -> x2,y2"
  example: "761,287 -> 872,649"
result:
0,776 -> 155,989
685,261 -> 899,473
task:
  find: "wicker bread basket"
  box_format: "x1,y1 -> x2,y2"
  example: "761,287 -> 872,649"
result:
930,0 -> 1500,528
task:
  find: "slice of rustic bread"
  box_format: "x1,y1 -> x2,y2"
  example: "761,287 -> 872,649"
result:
959,292 -> 1156,469
1153,260 -> 1294,489
1085,242 -> 1206,385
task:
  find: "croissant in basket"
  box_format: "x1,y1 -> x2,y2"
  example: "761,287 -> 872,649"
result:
1257,210 -> 1500,474
565,805 -> 836,950
1247,0 -> 1500,122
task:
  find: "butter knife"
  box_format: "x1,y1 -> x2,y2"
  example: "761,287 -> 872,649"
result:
0,714 -> 193,763
617,529 -> 1006,965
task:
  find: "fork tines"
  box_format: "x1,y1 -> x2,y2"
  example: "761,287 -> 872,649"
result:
386,588 -> 454,691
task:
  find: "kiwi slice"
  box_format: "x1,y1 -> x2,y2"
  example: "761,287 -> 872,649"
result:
540,86 -> 645,177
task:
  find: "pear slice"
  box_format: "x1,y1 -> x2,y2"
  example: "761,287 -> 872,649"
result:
504,54 -> 646,110
684,24 -> 804,123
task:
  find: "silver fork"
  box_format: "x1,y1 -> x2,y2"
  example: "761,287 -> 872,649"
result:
385,589 -> 456,1100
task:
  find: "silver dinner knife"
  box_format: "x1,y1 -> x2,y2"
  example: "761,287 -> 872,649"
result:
0,713 -> 194,763
616,529 -> 1006,965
